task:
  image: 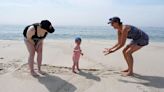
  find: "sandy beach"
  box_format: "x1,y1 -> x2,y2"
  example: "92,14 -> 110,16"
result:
0,40 -> 164,92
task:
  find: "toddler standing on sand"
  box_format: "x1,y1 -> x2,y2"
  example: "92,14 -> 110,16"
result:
72,37 -> 83,73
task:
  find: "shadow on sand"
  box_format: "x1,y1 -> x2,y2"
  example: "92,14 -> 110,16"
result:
119,73 -> 164,89
37,73 -> 76,92
78,70 -> 101,82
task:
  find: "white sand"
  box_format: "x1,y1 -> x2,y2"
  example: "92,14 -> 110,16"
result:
0,40 -> 164,92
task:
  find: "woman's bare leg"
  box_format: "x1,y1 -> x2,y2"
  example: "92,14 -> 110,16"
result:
123,44 -> 142,76
36,42 -> 44,74
122,45 -> 131,72
25,40 -> 38,76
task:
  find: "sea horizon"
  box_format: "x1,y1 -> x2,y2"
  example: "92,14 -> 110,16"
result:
0,24 -> 164,42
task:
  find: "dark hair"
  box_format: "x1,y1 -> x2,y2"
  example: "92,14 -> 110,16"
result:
75,37 -> 82,42
40,20 -> 51,30
119,22 -> 123,25
40,20 -> 55,33
108,17 -> 123,25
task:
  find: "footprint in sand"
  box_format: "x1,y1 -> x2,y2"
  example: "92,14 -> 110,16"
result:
15,64 -> 102,75
14,63 -> 121,84
0,63 -> 4,72
15,64 -> 73,76
136,85 -> 150,92
1,44 -> 11,48
13,64 -> 126,92
0,60 -> 21,75
0,57 -> 4,60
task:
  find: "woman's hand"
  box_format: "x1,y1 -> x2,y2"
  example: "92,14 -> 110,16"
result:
35,40 -> 43,50
103,48 -> 114,55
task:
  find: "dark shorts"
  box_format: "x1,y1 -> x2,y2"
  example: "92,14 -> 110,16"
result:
129,35 -> 149,46
130,39 -> 149,46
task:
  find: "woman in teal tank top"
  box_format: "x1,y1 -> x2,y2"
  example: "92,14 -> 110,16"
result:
103,17 -> 149,76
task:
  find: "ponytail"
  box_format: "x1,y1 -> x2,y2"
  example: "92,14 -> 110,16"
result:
119,22 -> 123,25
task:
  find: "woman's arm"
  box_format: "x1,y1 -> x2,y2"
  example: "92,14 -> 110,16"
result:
112,26 -> 130,52
104,26 -> 130,55
103,32 -> 122,55
105,32 -> 122,51
26,26 -> 35,45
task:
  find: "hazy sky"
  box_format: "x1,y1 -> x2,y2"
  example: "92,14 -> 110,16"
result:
0,0 -> 164,27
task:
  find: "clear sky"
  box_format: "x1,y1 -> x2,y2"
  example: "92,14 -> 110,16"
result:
0,0 -> 164,27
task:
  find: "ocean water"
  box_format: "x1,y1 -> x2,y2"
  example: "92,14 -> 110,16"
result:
0,25 -> 164,42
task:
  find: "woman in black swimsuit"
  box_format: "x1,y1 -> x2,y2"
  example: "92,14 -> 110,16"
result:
23,20 -> 55,76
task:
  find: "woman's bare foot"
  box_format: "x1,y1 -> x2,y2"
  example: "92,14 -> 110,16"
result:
77,68 -> 81,71
121,69 -> 129,72
31,71 -> 39,77
122,71 -> 133,76
72,70 -> 77,74
38,70 -> 46,75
